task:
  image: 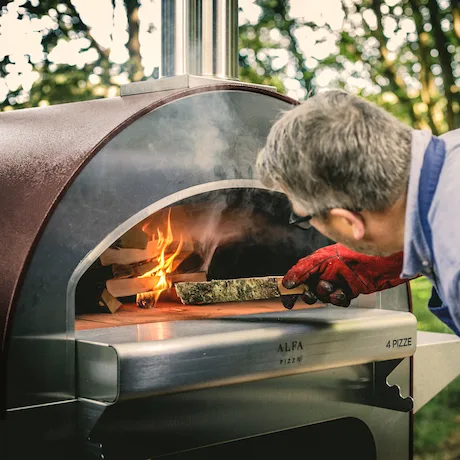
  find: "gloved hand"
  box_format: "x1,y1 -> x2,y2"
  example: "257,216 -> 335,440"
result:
280,243 -> 407,309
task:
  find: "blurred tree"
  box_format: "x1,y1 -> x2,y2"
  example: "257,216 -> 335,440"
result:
1,0 -> 459,135
239,0 -> 460,134
0,0 -> 146,108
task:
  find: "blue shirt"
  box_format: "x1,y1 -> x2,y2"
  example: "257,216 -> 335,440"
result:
402,128 -> 460,333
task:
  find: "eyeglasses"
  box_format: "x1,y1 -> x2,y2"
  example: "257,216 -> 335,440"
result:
289,207 -> 362,230
289,211 -> 313,230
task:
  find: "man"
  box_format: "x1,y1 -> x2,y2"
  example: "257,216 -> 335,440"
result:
256,90 -> 460,334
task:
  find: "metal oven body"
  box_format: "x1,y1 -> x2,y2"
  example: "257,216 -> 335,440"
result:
0,82 -> 419,460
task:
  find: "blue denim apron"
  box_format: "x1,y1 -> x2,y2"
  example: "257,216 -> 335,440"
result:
418,136 -> 459,334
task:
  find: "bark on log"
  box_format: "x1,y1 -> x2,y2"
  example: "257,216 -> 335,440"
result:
175,276 -> 306,305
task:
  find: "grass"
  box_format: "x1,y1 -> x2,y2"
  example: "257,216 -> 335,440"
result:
411,277 -> 460,458
411,277 -> 453,334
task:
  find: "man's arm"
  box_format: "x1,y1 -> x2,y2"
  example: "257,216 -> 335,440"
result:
423,134 -> 460,334
430,210 -> 460,334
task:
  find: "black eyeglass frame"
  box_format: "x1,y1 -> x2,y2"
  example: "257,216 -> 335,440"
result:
289,207 -> 362,230
288,211 -> 314,230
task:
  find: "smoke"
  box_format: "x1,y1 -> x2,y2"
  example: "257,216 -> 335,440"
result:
169,188 -> 325,275
182,191 -> 260,272
192,198 -> 229,272
137,188 -> 333,279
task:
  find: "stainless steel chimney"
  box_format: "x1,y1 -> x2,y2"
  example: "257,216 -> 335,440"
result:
161,0 -> 239,80
120,0 -> 275,96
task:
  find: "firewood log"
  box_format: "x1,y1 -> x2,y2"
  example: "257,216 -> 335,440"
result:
111,253 -> 191,279
175,276 -> 306,305
136,286 -> 183,309
106,271 -> 207,298
100,240 -> 193,266
136,291 -> 158,309
98,289 -> 123,313
114,226 -> 149,249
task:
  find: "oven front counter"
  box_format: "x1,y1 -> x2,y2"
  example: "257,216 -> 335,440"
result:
76,306 -> 417,402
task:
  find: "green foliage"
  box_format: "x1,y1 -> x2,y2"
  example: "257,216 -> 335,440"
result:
411,278 -> 460,457
238,0 -> 460,134
411,277 -> 452,334
239,0 -> 316,95
414,378 -> 460,458
2,0 -> 459,134
0,0 -> 141,109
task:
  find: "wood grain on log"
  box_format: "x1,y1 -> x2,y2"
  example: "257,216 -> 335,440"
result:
98,288 -> 123,313
100,240 -> 193,266
111,253 -> 191,279
106,271 -> 207,298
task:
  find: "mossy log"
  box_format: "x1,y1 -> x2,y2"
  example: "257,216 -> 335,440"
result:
175,276 -> 305,305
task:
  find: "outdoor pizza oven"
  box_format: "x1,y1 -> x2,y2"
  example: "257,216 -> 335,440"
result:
1,1 -> 459,459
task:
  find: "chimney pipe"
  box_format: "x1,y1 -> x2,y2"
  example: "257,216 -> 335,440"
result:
161,0 -> 239,80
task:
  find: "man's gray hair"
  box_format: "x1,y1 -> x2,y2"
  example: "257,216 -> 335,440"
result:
257,90 -> 413,216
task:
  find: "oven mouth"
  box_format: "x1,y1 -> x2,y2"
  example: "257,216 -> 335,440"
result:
70,182 -> 332,331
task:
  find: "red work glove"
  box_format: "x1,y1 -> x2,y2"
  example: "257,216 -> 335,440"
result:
281,243 -> 407,309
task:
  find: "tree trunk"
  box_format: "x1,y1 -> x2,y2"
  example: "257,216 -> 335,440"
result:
427,0 -> 456,130
408,0 -> 438,134
125,1 -> 143,81
367,0 -> 420,127
451,0 -> 460,42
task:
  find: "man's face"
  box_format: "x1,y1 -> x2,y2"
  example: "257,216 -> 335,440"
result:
309,217 -> 391,256
291,200 -> 394,257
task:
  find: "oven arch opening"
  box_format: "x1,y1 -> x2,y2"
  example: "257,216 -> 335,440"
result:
71,184 -> 333,330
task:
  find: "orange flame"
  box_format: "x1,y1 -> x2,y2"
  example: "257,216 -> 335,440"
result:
139,209 -> 183,303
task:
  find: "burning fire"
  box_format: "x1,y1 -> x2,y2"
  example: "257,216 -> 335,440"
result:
139,209 -> 183,303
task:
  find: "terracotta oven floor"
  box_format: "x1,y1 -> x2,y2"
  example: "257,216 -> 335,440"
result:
75,300 -> 324,331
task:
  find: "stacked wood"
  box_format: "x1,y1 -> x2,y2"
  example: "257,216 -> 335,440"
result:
175,276 -> 306,305
111,252 -> 191,279
80,207 -> 204,314
76,263 -> 115,314
114,226 -> 149,249
89,232 -> 202,312
100,240 -> 194,266
107,271 -> 207,298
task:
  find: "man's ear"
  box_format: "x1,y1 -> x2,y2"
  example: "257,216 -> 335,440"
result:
329,208 -> 365,240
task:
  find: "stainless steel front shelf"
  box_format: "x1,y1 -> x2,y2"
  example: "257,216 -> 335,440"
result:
76,307 -> 417,402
